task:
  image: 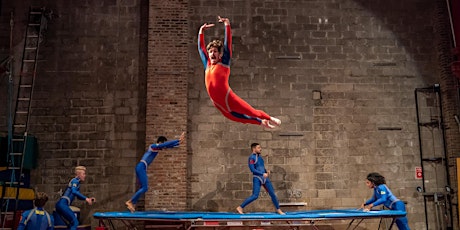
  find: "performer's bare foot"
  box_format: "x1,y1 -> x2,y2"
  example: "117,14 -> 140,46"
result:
261,119 -> 275,129
236,206 -> 244,214
276,209 -> 285,215
125,200 -> 135,213
270,117 -> 281,126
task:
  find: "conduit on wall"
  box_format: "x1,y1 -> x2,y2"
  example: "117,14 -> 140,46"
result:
450,0 -> 460,78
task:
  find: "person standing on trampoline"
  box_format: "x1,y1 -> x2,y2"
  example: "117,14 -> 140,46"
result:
125,132 -> 185,212
198,16 -> 281,129
361,172 -> 410,230
55,166 -> 95,230
236,143 -> 285,215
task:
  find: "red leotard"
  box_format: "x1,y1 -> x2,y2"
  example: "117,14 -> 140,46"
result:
198,25 -> 270,125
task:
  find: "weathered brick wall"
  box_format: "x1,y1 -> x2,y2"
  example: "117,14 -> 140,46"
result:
434,0 -> 460,228
146,0 -> 189,210
0,0 -> 459,229
0,0 -> 147,227
188,1 -> 454,229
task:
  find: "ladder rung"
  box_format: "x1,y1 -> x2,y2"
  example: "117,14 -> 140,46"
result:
10,152 -> 23,156
27,35 -> 39,38
28,23 -> 40,26
25,47 -> 38,50
20,84 -> 32,88
13,124 -> 26,128
23,60 -> 36,63
7,167 -> 20,170
422,157 -> 444,162
5,182 -> 24,185
18,98 -> 31,101
12,138 -> 24,142
30,11 -> 43,15
0,211 -> 15,215
16,111 -> 28,114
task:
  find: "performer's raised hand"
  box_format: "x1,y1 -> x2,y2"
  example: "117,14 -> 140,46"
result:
199,23 -> 214,34
218,16 -> 230,25
179,132 -> 185,144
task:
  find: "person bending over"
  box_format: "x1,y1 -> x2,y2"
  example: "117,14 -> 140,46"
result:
361,172 -> 410,230
125,132 -> 185,212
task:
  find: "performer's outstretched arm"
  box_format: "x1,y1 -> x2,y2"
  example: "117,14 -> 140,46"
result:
70,179 -> 87,200
220,16 -> 232,66
150,132 -> 185,150
151,140 -> 179,149
198,23 -> 214,68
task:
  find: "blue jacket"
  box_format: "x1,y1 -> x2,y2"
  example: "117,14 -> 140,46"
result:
60,177 -> 87,205
248,153 -> 267,183
365,184 -> 400,209
17,207 -> 53,230
141,139 -> 180,166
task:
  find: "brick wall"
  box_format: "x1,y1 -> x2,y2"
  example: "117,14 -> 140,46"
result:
0,0 -> 147,226
0,0 -> 459,229
434,0 -> 460,227
146,0 -> 189,210
188,1 -> 454,229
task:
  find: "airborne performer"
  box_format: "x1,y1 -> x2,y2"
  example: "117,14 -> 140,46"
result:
198,16 -> 281,129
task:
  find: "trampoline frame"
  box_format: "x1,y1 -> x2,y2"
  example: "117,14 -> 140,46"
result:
93,209 -> 406,230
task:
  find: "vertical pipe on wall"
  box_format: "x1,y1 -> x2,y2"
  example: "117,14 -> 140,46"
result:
446,0 -> 457,47
448,0 -> 460,47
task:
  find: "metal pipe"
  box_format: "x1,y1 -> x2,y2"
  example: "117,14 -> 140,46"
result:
10,12 -> 13,54
446,0 -> 457,47
415,88 -> 429,229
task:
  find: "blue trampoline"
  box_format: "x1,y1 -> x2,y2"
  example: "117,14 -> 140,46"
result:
93,209 -> 406,229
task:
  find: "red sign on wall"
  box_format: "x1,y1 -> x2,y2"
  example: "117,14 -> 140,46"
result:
415,167 -> 423,179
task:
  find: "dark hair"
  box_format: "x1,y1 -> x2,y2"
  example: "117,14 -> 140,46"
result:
251,143 -> 259,150
157,136 -> 167,143
367,172 -> 386,186
34,192 -> 48,207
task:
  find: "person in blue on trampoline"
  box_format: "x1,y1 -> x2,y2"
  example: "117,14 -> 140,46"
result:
361,172 -> 410,230
236,143 -> 285,215
125,132 -> 185,212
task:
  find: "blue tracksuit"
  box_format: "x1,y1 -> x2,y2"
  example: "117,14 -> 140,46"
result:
17,207 -> 53,230
240,153 -> 280,209
130,139 -> 180,204
55,177 -> 87,230
365,184 -> 410,230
